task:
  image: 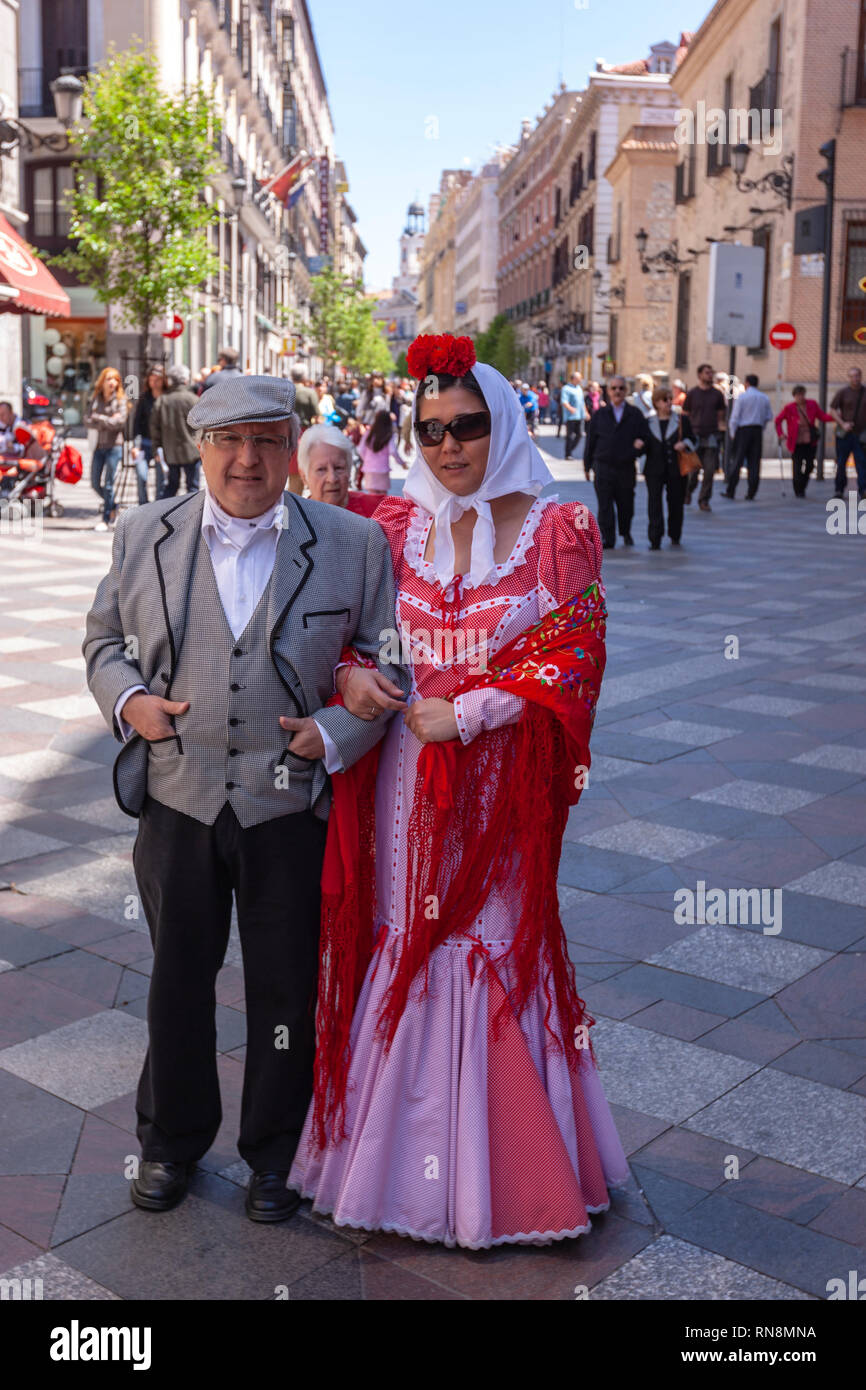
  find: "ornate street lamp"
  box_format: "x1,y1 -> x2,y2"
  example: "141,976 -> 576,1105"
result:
0,74 -> 84,154
730,145 -> 794,210
635,228 -> 702,274
592,270 -> 624,301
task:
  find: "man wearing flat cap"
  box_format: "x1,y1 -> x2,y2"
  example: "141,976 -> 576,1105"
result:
84,376 -> 408,1222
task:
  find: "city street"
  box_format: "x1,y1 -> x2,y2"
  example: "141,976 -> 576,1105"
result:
0,438 -> 864,1300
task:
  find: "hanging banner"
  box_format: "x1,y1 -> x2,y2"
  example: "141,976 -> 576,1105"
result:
318,155 -> 330,254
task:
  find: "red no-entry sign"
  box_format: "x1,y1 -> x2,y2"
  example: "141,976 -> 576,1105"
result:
769,321 -> 796,349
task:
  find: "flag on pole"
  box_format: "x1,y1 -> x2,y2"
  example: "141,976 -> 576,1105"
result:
258,152 -> 315,207
287,166 -> 313,209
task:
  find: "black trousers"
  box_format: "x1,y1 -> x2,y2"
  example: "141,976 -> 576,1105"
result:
564,419 -> 582,459
133,796 -> 328,1170
594,462 -> 636,545
791,443 -> 816,496
163,462 -> 200,497
727,425 -> 764,497
646,464 -> 686,545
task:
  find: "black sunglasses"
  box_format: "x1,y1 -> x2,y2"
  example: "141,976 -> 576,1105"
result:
415,411 -> 491,447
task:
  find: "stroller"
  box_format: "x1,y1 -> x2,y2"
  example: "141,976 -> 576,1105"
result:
0,417 -> 83,518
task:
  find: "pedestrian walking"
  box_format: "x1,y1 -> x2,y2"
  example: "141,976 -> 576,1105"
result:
536,382 -> 550,424
829,365 -> 866,500
585,380 -> 604,418
642,386 -> 696,549
150,365 -> 200,498
316,379 -> 337,423
85,367 -> 129,531
672,379 -> 687,409
560,371 -> 586,463
357,374 -> 387,425
630,374 -> 654,419
552,382 -> 563,435
584,375 -> 645,549
723,374 -> 773,499
518,382 -> 539,436
682,363 -> 727,511
132,364 -> 166,506
198,345 -> 242,394
357,409 -> 407,494
287,364 -> 320,496
775,386 -> 835,498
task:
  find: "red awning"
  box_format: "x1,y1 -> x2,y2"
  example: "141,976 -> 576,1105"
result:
0,214 -> 70,317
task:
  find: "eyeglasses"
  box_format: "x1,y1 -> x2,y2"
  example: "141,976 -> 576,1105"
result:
203,431 -> 290,455
415,411 -> 491,447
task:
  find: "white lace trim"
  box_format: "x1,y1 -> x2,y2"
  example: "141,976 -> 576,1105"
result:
299,1192 -> 605,1248
403,494 -> 558,590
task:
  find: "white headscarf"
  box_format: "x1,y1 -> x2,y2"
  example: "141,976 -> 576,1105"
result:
403,361 -> 553,590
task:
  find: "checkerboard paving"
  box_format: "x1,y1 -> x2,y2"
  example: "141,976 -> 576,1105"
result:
0,470 -> 864,1300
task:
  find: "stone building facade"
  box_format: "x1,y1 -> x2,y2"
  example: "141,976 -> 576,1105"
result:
418,169 -> 472,334
604,124 -> 679,379
671,0 -> 866,399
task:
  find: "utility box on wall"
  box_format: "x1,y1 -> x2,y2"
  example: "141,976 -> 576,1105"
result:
706,242 -> 766,347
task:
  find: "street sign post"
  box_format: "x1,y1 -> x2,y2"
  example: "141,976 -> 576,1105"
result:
768,322 -> 796,350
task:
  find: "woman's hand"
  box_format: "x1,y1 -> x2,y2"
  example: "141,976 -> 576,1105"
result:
673,440 -> 687,452
338,664 -> 407,720
404,698 -> 459,744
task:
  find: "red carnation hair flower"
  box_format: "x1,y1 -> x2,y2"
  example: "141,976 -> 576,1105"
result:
407,333 -> 476,382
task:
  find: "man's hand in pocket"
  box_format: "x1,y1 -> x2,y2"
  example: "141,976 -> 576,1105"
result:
122,693 -> 189,740
279,715 -> 325,760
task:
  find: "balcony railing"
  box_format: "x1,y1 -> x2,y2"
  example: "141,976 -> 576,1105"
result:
841,46 -> 866,108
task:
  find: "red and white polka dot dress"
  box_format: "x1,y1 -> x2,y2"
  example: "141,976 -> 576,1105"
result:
291,495 -> 630,1247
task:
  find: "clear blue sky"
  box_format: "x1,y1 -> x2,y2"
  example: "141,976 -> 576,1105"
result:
309,0 -> 705,289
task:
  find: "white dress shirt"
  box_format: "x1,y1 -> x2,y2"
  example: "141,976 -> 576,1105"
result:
728,386 -> 773,434
114,488 -> 343,773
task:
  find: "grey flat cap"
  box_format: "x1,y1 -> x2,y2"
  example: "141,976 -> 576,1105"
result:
187,375 -> 296,430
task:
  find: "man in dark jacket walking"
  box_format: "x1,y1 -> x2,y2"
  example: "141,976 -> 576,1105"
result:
150,365 -> 201,497
583,377 -> 646,548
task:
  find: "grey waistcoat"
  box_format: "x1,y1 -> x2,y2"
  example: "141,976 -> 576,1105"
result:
146,533 -> 320,828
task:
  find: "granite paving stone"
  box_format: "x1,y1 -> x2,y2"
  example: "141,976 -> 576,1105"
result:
0,1010 -> 148,1109
770,1042 -> 866,1090
646,927 -> 829,994
693,779 -> 824,814
589,1019 -> 759,1123
685,1068 -> 866,1184
665,1192 -> 865,1299
0,1251 -> 120,1299
576,819 -> 720,862
55,1176 -> 356,1300
785,862 -> 866,906
630,1126 -> 755,1190
807,1188 -> 866,1246
723,1157 -> 848,1225
590,1235 -> 814,1300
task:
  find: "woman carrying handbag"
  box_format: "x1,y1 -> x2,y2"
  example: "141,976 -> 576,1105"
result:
642,385 -> 699,550
775,386 -> 834,498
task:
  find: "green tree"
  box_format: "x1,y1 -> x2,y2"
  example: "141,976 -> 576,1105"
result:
51,44 -> 222,370
474,313 -> 527,379
394,350 -> 408,378
308,266 -> 394,374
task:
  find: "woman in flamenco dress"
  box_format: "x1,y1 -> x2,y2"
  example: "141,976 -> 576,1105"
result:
290,334 -> 630,1248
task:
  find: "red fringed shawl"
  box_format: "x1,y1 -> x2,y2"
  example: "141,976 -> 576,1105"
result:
312,581 -> 607,1151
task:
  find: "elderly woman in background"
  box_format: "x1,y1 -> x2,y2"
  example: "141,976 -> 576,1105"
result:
297,423 -> 383,516
642,384 -> 697,550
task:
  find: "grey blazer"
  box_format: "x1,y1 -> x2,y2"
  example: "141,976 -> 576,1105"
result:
83,489 -> 408,817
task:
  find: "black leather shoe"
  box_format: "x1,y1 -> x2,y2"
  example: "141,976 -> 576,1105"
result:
131,1160 -> 193,1212
245,1170 -> 301,1223
649,542 -> 661,550
623,534 -> 634,546
602,541 -> 615,549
